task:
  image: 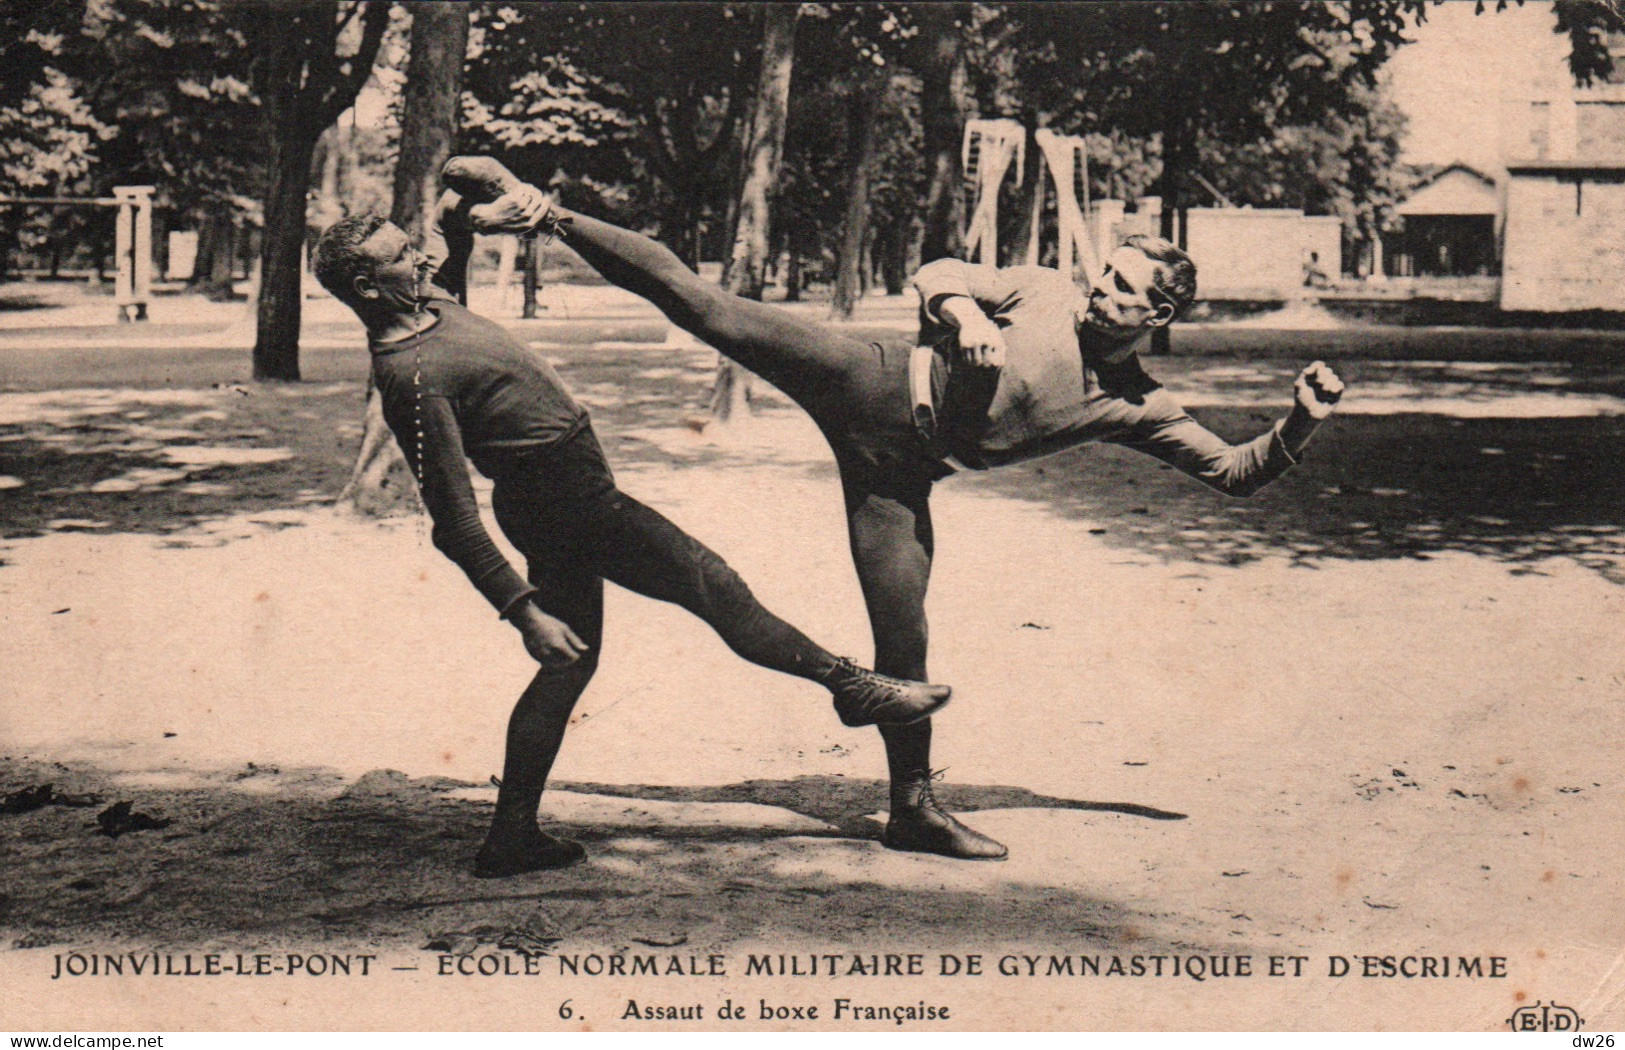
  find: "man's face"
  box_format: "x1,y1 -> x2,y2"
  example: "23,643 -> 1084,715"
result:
1081,245 -> 1175,339
355,222 -> 431,311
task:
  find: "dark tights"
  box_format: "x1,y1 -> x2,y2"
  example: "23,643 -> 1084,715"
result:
559,212 -> 939,789
490,485 -> 836,831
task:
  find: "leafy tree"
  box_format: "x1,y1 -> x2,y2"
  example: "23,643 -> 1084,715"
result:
1004,0 -> 1621,236
909,2 -> 970,264
788,5 -> 918,318
770,5 -> 927,306
1196,74 -> 1411,275
1554,0 -> 1625,84
0,2 -> 109,278
466,3 -> 757,261
830,68 -> 887,318
75,1 -> 266,295
0,1 -> 105,189
344,1 -> 467,515
250,0 -> 389,382
724,3 -> 798,300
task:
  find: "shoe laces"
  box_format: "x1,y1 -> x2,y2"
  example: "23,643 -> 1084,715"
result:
900,768 -> 950,812
832,656 -> 890,694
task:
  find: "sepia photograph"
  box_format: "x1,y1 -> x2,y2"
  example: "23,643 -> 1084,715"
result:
1,0 -> 1622,1035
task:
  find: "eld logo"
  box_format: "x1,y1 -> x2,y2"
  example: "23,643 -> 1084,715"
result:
1506,1000 -> 1584,1032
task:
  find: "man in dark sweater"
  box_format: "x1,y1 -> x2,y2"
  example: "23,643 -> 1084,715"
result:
312,204 -> 952,879
438,157 -> 1346,864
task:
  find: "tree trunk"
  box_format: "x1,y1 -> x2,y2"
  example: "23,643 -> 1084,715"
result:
153,210 -> 170,282
832,76 -> 883,320
347,1 -> 471,515
1149,107 -> 1189,357
191,214 -> 215,287
253,122 -> 319,381
209,211 -> 238,299
724,5 -> 795,300
709,3 -> 798,428
719,110 -> 748,289
784,225 -> 803,302
391,2 -> 469,242
192,206 -> 238,299
251,0 -> 388,382
0,212 -> 17,282
913,3 -> 969,265
879,220 -> 910,295
338,379 -> 423,513
312,123 -> 345,232
521,234 -> 539,318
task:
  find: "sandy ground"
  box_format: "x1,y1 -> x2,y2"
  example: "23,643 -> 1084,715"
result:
2,292 -> 1624,1030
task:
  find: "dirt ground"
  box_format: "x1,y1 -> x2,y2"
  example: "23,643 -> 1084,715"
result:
1,288 -> 1623,1030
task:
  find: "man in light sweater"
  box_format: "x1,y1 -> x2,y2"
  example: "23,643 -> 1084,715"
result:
444,157 -> 1345,863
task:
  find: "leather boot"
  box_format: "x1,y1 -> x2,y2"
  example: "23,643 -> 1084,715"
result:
474,824 -> 587,879
883,770 -> 1008,860
823,657 -> 952,727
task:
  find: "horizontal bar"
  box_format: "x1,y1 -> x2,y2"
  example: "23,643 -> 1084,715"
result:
0,197 -> 125,206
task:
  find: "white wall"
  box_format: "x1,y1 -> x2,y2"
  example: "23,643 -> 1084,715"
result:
1502,172 -> 1625,310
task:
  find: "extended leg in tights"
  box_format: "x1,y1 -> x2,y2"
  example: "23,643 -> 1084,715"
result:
575,490 -> 837,681
840,470 -> 936,782
557,211 -> 869,420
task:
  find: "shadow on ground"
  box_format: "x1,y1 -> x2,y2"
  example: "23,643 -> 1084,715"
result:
0,758 -> 1188,953
0,291 -> 55,313
2,345 -> 1621,585
0,384 -> 360,539
956,408 -> 1625,583
558,778 -> 1187,843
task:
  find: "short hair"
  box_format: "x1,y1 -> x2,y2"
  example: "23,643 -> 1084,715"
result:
1123,234 -> 1197,320
313,213 -> 390,303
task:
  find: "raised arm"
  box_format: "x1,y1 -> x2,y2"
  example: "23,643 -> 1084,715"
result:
1110,362 -> 1344,498
422,189 -> 475,303
912,258 -> 1016,368
423,182 -> 556,304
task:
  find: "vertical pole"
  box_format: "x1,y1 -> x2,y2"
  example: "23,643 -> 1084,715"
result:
521,234 -> 539,319
1056,148 -> 1074,275
1093,199 -> 1125,273
132,188 -> 152,319
114,186 -> 155,321
114,192 -> 134,322
496,234 -> 518,311
1026,152 -> 1045,266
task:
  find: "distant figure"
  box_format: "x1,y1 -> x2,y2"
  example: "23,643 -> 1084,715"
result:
1302,250 -> 1330,290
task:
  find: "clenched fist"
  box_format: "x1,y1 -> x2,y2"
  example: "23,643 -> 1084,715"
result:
954,313 -> 1009,369
469,184 -> 555,235
1294,360 -> 1345,420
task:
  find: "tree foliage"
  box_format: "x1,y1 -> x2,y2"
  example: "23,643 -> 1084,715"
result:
0,1 -> 108,194
7,1 -> 1625,305
465,3 -> 759,260
78,1 -> 261,212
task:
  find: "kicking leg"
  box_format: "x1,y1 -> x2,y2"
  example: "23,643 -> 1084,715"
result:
555,211 -> 868,419
475,562 -> 602,878
573,489 -> 950,726
841,469 -> 1007,861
